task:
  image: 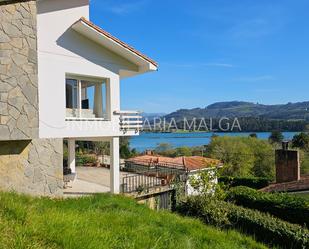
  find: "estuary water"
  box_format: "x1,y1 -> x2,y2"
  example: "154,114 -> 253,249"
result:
130,132 -> 299,152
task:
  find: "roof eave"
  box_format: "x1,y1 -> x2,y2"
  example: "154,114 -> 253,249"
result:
71,18 -> 158,75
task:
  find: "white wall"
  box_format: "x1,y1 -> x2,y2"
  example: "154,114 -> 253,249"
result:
37,0 -> 138,139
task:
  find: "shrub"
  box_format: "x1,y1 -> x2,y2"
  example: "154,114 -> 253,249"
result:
226,186 -> 309,227
76,153 -> 97,166
219,176 -> 271,189
176,196 -> 309,249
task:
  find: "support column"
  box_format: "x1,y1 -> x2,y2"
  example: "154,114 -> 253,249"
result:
78,80 -> 82,118
94,83 -> 103,118
68,139 -> 76,174
105,79 -> 111,120
110,137 -> 120,194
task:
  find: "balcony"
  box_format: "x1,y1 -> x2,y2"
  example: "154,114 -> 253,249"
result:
114,110 -> 143,133
65,77 -> 109,121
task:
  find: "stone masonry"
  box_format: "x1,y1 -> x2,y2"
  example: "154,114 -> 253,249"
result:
0,138 -> 63,196
0,0 -> 38,140
0,1 -> 64,197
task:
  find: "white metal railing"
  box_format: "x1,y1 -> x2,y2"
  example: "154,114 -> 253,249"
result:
114,110 -> 143,133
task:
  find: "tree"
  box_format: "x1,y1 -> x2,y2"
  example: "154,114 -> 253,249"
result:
120,137 -> 138,159
249,133 -> 257,138
247,137 -> 275,179
175,146 -> 192,156
268,130 -> 284,144
207,136 -> 275,179
292,132 -> 309,151
93,141 -> 109,156
154,143 -> 174,156
208,137 -> 255,177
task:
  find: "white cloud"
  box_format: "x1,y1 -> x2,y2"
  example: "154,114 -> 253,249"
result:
234,75 -> 275,82
203,63 -> 234,68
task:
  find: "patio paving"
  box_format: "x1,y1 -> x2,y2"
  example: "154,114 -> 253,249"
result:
64,166 -> 131,196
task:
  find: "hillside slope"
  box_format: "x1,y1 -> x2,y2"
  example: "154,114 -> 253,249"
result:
0,192 -> 266,249
165,101 -> 309,121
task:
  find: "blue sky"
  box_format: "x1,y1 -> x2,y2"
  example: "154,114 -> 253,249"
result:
90,0 -> 309,113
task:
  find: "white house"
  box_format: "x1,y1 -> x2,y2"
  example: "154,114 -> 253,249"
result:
0,0 -> 157,196
125,155 -> 222,196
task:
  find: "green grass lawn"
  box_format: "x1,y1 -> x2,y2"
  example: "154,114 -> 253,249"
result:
0,192 -> 267,249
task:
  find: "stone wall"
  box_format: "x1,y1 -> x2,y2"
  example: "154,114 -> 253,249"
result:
0,0 -> 38,140
0,138 -> 63,196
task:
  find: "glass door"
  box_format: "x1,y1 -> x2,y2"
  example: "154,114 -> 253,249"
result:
66,79 -> 79,117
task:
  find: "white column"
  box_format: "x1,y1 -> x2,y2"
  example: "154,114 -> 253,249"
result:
94,83 -> 103,118
110,137 -> 120,194
68,139 -> 76,174
105,79 -> 111,120
78,80 -> 82,118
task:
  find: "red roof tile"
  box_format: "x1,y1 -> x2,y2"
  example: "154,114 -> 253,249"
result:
126,155 -> 221,171
75,17 -> 158,67
261,176 -> 309,192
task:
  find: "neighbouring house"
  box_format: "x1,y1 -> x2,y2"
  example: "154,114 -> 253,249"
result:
125,154 -> 222,196
0,0 -> 157,196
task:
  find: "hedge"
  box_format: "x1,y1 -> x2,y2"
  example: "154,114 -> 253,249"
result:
76,153 -> 97,166
219,176 -> 271,189
226,186 -> 309,227
176,196 -> 309,249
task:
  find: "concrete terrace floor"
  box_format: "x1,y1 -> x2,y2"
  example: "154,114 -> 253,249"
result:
64,166 -> 131,196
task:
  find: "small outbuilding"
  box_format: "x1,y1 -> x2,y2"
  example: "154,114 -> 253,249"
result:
125,154 -> 222,196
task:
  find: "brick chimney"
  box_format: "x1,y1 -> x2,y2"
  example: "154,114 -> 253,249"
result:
275,141 -> 300,183
145,150 -> 154,156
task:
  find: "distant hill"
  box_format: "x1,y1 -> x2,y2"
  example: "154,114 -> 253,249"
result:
164,101 -> 309,121
142,113 -> 166,120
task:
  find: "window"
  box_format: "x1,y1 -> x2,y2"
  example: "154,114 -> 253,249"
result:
66,79 -> 78,109
65,76 -> 109,120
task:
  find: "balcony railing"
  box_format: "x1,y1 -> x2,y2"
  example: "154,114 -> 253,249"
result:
65,108 -> 109,121
121,173 -> 165,193
114,110 -> 143,133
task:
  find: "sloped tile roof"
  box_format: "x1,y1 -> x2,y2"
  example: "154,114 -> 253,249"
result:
126,155 -> 221,171
261,175 -> 309,192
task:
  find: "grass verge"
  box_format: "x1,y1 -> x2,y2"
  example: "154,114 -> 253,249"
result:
0,191 -> 266,249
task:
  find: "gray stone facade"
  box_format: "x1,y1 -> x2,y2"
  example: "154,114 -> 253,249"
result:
0,1 -> 64,197
0,0 -> 38,140
0,138 -> 63,196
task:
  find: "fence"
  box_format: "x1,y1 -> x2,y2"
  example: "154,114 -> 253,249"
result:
122,161 -> 188,194
124,161 -> 186,176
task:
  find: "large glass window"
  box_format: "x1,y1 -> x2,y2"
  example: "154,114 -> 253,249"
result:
66,79 -> 78,109
65,77 -> 108,120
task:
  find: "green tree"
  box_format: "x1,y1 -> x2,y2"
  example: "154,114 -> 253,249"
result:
249,133 -> 257,138
207,136 -> 275,179
299,150 -> 309,175
119,137 -> 138,159
93,141 -> 109,156
292,132 -> 309,151
154,143 -> 176,156
207,137 -> 254,177
246,137 -> 275,179
175,146 -> 192,156
268,130 -> 284,144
